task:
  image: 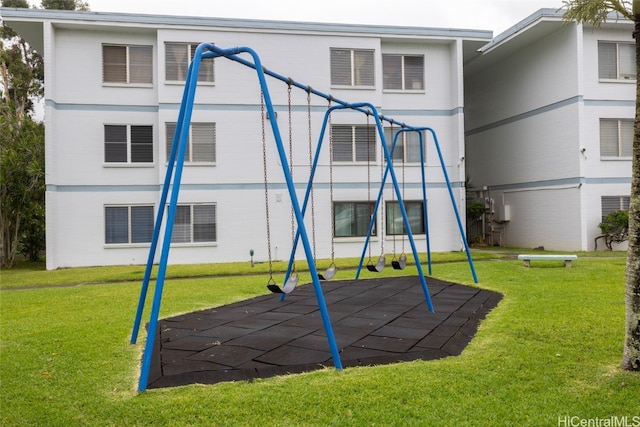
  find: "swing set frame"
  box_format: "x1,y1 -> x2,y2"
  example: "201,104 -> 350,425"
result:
130,43 -> 477,392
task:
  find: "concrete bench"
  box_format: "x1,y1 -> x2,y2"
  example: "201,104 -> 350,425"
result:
517,254 -> 578,268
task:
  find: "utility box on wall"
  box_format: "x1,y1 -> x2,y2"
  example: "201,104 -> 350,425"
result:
496,205 -> 511,222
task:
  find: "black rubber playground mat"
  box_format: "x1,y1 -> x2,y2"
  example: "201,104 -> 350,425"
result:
146,276 -> 502,389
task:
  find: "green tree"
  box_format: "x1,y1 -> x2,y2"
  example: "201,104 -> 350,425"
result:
40,0 -> 89,11
2,0 -> 29,7
0,114 -> 44,265
563,0 -> 640,371
1,0 -> 45,267
1,0 -> 90,267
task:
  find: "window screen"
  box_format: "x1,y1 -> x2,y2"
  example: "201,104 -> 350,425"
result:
599,42 -> 636,80
601,196 -> 630,220
103,44 -> 152,84
166,122 -> 216,163
105,205 -> 154,244
331,125 -> 376,162
169,204 -> 217,243
330,48 -> 374,87
600,118 -> 633,158
383,54 -> 424,90
165,43 -> 214,82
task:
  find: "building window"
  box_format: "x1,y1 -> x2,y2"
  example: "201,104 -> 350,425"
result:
334,202 -> 375,237
384,128 -> 425,163
165,42 -> 214,82
386,201 -> 425,235
105,205 -> 154,244
332,124 -> 376,162
600,118 -> 633,158
382,54 -> 424,90
171,204 -> 217,243
166,122 -> 216,163
601,196 -> 630,220
598,41 -> 635,81
104,125 -> 153,163
103,44 -> 153,84
330,48 -> 375,87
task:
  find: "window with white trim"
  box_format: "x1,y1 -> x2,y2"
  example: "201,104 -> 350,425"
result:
386,201 -> 425,235
104,125 -> 153,163
384,128 -> 425,163
105,205 -> 154,244
601,196 -> 630,221
334,202 -> 375,237
598,41 -> 636,81
382,54 -> 424,90
330,48 -> 375,87
165,42 -> 214,82
600,118 -> 633,158
166,122 -> 216,163
102,44 -> 153,84
171,204 -> 217,243
332,124 -> 376,162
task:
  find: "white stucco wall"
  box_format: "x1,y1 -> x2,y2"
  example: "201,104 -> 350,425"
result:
37,15 -> 470,269
465,17 -> 633,251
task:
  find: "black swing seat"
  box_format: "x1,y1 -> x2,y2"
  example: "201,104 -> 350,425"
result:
392,254 -> 407,270
367,256 -> 386,272
267,283 -> 284,293
318,264 -> 337,281
267,274 -> 298,294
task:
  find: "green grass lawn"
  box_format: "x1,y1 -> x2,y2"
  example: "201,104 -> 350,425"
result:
1,251 -> 638,426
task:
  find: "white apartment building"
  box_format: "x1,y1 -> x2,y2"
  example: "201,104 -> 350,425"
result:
465,9 -> 634,251
1,8 -> 490,269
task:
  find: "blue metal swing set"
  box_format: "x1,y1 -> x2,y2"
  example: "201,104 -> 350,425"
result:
130,43 -> 478,392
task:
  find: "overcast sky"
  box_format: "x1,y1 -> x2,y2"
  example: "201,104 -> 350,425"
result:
79,0 -> 564,37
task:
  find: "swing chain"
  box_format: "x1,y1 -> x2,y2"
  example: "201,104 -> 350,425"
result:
379,127 -> 385,255
287,84 -> 297,275
390,122 -> 397,260
307,90 -> 317,260
366,113 -> 373,263
328,100 -> 335,262
260,92 -> 274,280
401,131 -> 407,254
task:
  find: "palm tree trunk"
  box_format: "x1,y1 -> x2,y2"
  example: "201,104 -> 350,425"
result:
621,8 -> 640,371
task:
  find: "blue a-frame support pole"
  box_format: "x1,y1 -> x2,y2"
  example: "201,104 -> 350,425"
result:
132,44 -> 345,392
281,106 -> 438,313
354,126 -> 477,284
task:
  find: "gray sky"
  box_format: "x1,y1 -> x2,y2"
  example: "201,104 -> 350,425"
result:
82,0 -> 563,36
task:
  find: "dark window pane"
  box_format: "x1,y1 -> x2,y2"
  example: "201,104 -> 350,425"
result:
105,143 -> 127,162
193,204 -> 216,242
105,206 -> 128,243
404,55 -> 424,90
131,206 -> 154,243
383,54 -> 402,90
103,45 -> 127,83
131,125 -> 153,163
